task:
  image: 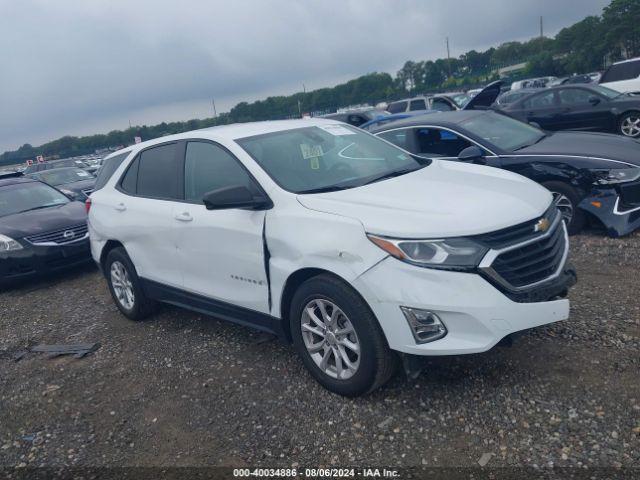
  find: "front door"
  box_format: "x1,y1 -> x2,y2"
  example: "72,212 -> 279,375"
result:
174,140 -> 270,314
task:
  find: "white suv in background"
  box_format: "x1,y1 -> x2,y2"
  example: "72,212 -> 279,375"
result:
88,119 -> 576,396
599,57 -> 640,94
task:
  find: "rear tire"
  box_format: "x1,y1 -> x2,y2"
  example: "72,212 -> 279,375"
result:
290,274 -> 397,397
104,247 -> 157,321
619,111 -> 640,138
542,181 -> 586,235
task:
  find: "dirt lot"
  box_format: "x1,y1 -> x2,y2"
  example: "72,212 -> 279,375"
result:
0,230 -> 639,473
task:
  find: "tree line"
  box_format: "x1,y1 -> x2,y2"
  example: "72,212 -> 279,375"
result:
1,0 -> 638,167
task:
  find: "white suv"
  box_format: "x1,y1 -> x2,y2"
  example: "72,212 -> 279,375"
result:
599,57 -> 640,94
88,119 -> 576,396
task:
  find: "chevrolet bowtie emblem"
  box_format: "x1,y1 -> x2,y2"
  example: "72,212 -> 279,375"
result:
534,218 -> 550,233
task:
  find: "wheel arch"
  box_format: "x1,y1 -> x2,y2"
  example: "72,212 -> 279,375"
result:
278,268 -> 363,343
99,239 -> 125,275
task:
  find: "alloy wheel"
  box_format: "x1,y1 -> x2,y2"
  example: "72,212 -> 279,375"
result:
621,115 -> 640,138
552,192 -> 574,225
110,261 -> 135,310
300,299 -> 361,380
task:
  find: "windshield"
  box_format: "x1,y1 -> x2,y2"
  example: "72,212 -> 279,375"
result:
460,112 -> 546,152
237,125 -> 427,193
451,94 -> 471,108
35,168 -> 94,186
0,182 -> 69,217
589,85 -> 622,99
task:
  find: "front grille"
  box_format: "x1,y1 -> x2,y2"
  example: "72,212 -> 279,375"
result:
478,208 -> 568,291
24,223 -> 88,246
473,206 -> 559,250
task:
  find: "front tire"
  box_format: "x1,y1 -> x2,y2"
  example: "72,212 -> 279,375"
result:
542,181 -> 586,235
104,247 -> 157,321
290,274 -> 397,397
619,111 -> 640,138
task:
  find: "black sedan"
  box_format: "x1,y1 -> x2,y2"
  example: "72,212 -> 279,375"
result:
27,167 -> 96,200
371,110 -> 640,237
498,84 -> 640,139
0,175 -> 91,286
23,157 -> 98,175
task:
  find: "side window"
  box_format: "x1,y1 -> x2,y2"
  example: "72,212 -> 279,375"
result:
184,142 -> 255,203
522,91 -> 556,109
558,89 -> 593,105
120,156 -> 139,194
377,129 -> 410,150
431,98 -> 454,111
136,143 -> 179,199
415,128 -> 472,158
409,99 -> 426,111
93,153 -> 128,191
601,60 -> 640,83
387,101 -> 408,114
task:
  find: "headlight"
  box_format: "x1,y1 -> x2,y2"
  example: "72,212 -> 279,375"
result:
592,167 -> 640,185
0,234 -> 23,252
367,234 -> 488,270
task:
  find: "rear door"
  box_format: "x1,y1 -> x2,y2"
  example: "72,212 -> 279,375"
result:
555,87 -> 612,131
110,142 -> 184,287
174,140 -> 270,314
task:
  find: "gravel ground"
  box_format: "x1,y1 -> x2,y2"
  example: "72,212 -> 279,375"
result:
0,230 -> 638,474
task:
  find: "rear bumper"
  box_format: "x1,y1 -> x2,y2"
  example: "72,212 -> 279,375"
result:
579,183 -> 640,237
0,239 -> 92,285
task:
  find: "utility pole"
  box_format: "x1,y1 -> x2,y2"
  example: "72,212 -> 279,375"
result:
211,99 -> 217,118
540,16 -> 543,38
446,37 -> 452,78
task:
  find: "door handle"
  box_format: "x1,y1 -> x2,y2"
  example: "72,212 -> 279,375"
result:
115,203 -> 126,212
174,212 -> 193,222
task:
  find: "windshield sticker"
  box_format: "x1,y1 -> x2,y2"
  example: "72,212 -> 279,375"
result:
300,143 -> 323,160
318,124 -> 356,136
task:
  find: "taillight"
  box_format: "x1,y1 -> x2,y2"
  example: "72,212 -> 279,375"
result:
85,197 -> 92,213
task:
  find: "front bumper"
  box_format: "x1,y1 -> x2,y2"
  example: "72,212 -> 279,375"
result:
579,182 -> 640,237
353,257 -> 574,356
0,238 -> 92,285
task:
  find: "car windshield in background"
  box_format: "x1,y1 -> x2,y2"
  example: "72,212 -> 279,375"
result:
0,182 -> 69,217
589,85 -> 623,99
460,112 -> 546,152
237,125 -> 426,194
35,168 -> 94,186
451,94 -> 471,108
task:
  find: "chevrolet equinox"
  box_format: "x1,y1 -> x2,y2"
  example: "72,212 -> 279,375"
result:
88,119 -> 576,396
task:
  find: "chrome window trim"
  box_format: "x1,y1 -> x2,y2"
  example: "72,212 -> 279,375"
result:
374,125 -> 499,158
478,213 -> 569,292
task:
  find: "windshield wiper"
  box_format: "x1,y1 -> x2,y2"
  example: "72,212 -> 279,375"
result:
298,184 -> 356,194
362,166 -> 424,186
512,133 -> 547,151
12,204 -> 63,215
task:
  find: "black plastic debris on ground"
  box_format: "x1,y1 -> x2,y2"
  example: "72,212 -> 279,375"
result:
29,343 -> 101,359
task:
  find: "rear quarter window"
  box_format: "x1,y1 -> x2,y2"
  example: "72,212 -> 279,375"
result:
601,60 -> 640,83
387,101 -> 408,114
93,152 -> 129,191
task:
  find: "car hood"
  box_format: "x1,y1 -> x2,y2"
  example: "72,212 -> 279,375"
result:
297,160 -> 551,238
0,201 -> 87,239
516,131 -> 640,166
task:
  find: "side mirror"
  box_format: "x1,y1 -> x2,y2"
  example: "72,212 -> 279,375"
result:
529,121 -> 542,129
588,96 -> 601,106
457,146 -> 485,162
202,185 -> 272,211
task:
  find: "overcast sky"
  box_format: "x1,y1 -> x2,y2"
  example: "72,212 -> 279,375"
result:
0,0 -> 610,152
